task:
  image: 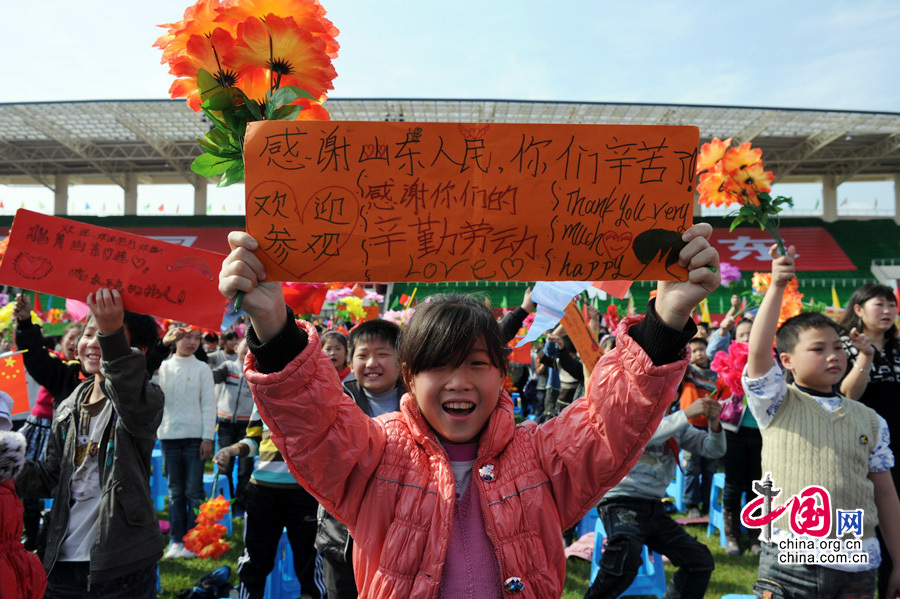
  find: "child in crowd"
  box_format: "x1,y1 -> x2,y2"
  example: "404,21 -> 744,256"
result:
321,329 -> 351,382
318,319 -> 404,599
679,336 -> 720,517
212,337 -> 254,512
744,244 -> 900,598
157,324 -> 216,559
214,401 -> 325,599
16,289 -> 165,597
707,294 -> 748,361
1,391 -> 47,599
218,224 -> 719,598
208,330 -> 240,368
584,396 -> 725,599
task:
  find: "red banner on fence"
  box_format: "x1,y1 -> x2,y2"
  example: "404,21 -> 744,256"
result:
711,227 -> 856,272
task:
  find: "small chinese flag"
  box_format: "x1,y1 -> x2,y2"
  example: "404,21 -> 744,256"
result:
350,283 -> 367,299
0,352 -> 30,416
362,305 -> 380,321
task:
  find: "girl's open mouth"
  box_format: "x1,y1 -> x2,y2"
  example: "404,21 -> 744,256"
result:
443,402 -> 476,416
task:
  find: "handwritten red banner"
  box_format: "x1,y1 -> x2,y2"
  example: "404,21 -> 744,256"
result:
244,121 -> 699,283
0,210 -> 227,330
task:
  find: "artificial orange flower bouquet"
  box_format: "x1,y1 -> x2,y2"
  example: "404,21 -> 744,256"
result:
696,138 -> 793,255
155,0 -> 339,186
184,495 -> 232,560
751,272 -> 804,329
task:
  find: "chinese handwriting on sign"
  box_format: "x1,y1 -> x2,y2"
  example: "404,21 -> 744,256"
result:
0,209 -> 227,331
243,121 -> 700,284
740,474 -> 864,540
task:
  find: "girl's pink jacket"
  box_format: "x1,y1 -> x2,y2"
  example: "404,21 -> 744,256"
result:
245,317 -> 688,598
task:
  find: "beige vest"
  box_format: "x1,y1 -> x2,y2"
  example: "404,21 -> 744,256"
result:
761,385 -> 880,539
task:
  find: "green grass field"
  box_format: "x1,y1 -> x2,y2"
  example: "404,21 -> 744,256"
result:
158,513 -> 759,598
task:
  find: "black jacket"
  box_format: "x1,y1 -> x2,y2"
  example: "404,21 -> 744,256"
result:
16,327 -> 166,582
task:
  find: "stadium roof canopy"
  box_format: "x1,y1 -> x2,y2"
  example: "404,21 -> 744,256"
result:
1,99 -> 898,189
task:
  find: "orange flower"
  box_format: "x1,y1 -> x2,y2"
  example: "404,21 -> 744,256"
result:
228,14 -> 336,99
155,0 -> 233,66
697,163 -> 740,208
295,96 -> 331,121
722,142 -> 763,174
216,0 -> 340,58
696,137 -> 732,173
733,162 -> 774,193
751,272 -> 772,294
167,28 -> 242,110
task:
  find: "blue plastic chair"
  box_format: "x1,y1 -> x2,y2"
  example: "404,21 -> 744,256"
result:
202,471 -> 233,535
263,529 -> 302,599
707,472 -> 726,547
576,507 -> 600,539
665,453 -> 686,513
150,448 -> 166,511
590,515 -> 668,598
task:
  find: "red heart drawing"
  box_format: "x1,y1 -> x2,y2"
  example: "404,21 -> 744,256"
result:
132,257 -> 146,270
602,232 -> 633,259
13,252 -> 53,280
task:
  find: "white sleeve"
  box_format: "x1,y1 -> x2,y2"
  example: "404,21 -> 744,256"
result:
869,414 -> 895,473
741,362 -> 787,429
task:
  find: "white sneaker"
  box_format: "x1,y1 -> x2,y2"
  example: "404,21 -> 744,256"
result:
164,543 -> 185,559
178,545 -> 196,559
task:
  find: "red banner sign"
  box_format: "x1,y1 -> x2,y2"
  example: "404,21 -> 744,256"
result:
711,227 -> 856,272
0,210 -> 228,330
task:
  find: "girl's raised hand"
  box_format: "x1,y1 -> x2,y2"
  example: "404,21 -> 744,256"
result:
655,223 -> 720,329
87,288 -> 124,335
770,244 -> 797,288
219,231 -> 286,342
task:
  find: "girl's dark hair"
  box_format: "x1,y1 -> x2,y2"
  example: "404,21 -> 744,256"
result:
839,283 -> 898,341
321,329 -> 349,351
398,294 -> 508,378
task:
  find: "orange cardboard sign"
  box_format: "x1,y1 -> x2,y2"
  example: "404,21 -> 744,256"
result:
244,121 -> 698,283
560,301 -> 603,372
0,209 -> 228,330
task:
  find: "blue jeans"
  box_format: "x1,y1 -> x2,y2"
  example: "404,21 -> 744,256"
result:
161,438 -> 205,543
683,450 -> 720,512
757,542 -> 876,599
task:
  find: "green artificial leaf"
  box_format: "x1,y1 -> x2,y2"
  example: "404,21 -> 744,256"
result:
196,138 -> 241,159
218,160 -> 245,187
197,69 -> 224,103
202,89 -> 237,112
191,151 -> 236,177
207,127 -> 234,150
269,85 -> 317,109
271,104 -> 303,121
234,89 -> 263,121
201,105 -> 230,134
